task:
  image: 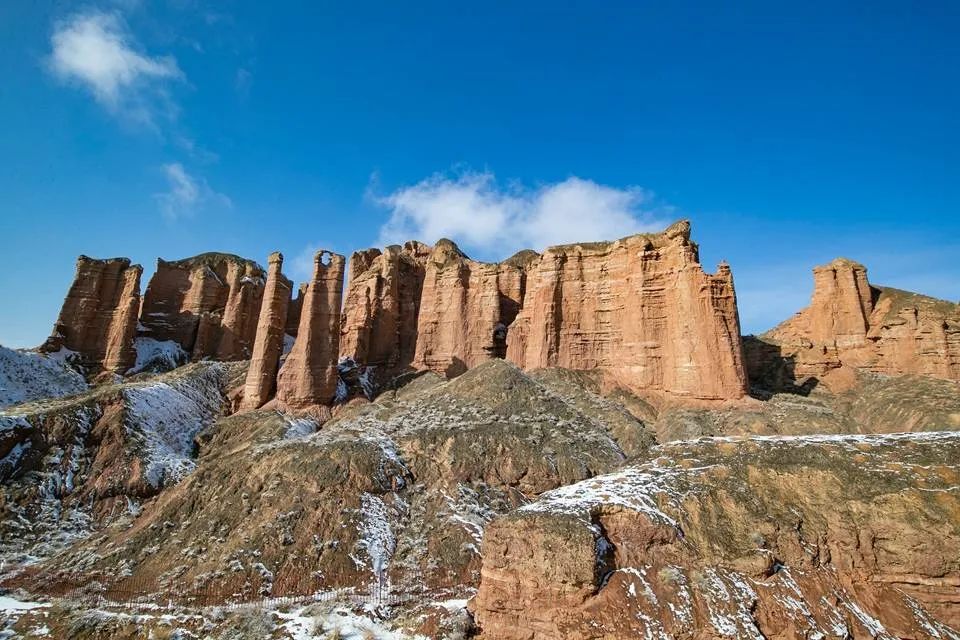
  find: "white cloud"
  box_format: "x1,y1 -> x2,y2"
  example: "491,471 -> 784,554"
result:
375,171 -> 668,258
155,163 -> 231,220
48,10 -> 182,124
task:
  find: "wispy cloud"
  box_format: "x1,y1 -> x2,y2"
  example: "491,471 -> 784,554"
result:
155,163 -> 231,220
375,170 -> 669,258
48,10 -> 182,126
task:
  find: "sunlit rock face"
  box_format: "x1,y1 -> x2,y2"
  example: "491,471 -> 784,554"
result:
747,258 -> 960,392
138,253 -> 267,362
507,220 -> 748,401
41,255 -> 142,375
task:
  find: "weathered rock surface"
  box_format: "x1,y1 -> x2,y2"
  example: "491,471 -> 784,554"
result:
276,250 -> 345,411
747,258 -> 960,391
41,256 -> 142,375
241,252 -> 292,410
472,432 -> 960,639
340,241 -> 431,377
138,253 -> 266,362
412,240 -> 534,377
507,220 -> 748,401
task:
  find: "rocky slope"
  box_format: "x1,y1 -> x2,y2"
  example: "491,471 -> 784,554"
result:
13,360 -> 651,608
472,431 -> 960,639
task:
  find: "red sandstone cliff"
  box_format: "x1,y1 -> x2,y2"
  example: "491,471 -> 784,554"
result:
748,258 -> 960,389
507,220 -> 748,401
41,256 -> 142,375
339,241 -> 431,375
138,253 -> 266,361
275,250 -> 345,412
240,252 -> 292,410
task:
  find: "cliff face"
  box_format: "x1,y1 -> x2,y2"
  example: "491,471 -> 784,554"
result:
339,241 -> 431,375
275,250 -> 345,411
472,432 -> 960,639
240,253 -> 292,410
41,256 -> 142,374
138,253 -> 266,362
507,220 -> 748,401
747,258 -> 960,390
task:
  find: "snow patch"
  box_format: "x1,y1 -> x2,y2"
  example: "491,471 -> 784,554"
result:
127,337 -> 188,374
0,345 -> 87,408
123,364 -> 226,488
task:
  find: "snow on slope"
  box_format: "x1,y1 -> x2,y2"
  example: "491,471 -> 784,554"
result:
123,363 -> 227,488
0,345 -> 87,408
127,337 -> 188,375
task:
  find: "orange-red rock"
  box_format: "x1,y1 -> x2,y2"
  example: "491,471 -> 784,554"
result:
506,220 -> 748,401
275,250 -> 345,411
339,242 -> 431,375
138,253 -> 266,361
240,252 -> 292,410
472,433 -> 960,639
406,241 -> 540,377
285,282 -> 306,338
749,258 -> 960,389
41,256 -> 142,374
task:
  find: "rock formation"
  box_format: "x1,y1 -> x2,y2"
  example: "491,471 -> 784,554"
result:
41,256 -> 142,374
412,240 -> 531,377
275,250 -> 345,411
507,220 -> 748,401
240,253 -> 292,410
138,253 -> 266,362
339,241 -> 431,376
285,283 -> 307,338
747,258 -> 960,390
472,432 -> 960,639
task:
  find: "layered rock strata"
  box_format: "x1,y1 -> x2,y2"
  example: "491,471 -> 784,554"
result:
412,240 -> 534,377
41,256 -> 142,374
747,258 -> 960,389
240,253 -> 292,410
275,250 -> 345,411
339,241 -> 431,374
472,432 -> 960,639
138,253 -> 266,361
507,220 -> 747,401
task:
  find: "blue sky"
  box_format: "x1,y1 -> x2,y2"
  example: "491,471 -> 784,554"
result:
1,1 -> 958,347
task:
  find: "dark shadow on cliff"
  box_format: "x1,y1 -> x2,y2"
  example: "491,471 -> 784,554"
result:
742,336 -> 820,400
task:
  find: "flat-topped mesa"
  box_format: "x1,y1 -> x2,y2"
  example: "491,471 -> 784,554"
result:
411,239 -> 534,377
753,258 -> 960,384
240,252 -> 292,410
507,220 -> 749,401
339,241 -> 431,376
275,249 -> 345,411
138,253 -> 266,361
41,256 -> 142,374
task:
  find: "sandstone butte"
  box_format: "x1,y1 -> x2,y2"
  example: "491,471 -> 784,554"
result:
40,255 -> 142,375
138,253 -> 267,362
240,252 -> 292,410
339,220 -> 748,402
274,250 -> 345,412
746,257 -> 960,390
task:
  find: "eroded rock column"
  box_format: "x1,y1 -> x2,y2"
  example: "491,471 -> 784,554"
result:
42,255 -> 143,374
276,250 -> 345,411
241,252 -> 292,410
